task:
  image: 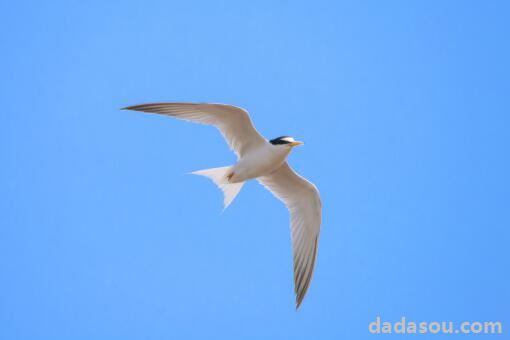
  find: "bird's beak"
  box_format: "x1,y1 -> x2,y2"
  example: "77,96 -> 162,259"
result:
289,141 -> 304,147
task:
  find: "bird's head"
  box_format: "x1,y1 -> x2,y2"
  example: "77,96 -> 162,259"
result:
269,136 -> 304,147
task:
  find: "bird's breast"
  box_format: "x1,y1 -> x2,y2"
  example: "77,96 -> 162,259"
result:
231,145 -> 290,182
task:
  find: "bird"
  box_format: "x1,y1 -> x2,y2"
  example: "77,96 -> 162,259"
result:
122,102 -> 322,309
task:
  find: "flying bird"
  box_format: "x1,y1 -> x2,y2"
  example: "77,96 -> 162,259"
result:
122,103 -> 321,308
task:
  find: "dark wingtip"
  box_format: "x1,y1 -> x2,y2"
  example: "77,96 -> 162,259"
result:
295,293 -> 305,310
121,104 -> 158,112
295,297 -> 303,310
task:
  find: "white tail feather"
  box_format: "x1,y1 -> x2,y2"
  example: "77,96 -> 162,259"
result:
191,166 -> 245,209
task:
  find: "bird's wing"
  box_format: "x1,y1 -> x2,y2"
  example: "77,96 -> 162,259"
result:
123,103 -> 266,158
257,162 -> 321,308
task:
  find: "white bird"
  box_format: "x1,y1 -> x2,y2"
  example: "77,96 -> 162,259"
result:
123,102 -> 322,308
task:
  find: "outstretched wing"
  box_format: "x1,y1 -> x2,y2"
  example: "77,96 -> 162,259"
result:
257,163 -> 321,308
123,103 -> 267,158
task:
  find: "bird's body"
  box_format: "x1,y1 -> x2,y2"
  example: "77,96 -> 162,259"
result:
230,141 -> 291,183
123,102 -> 322,309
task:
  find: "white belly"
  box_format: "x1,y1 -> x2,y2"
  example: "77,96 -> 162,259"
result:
230,143 -> 290,182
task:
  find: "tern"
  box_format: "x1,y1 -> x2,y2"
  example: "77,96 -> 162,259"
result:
123,102 -> 322,308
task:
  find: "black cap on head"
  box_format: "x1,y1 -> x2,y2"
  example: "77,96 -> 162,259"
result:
269,136 -> 295,145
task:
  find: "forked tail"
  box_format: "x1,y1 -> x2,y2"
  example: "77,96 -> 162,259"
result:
191,166 -> 244,209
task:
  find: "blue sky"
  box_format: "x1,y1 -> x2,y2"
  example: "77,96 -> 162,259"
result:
1,1 -> 509,339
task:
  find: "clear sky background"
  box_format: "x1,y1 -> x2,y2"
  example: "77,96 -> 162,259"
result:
1,1 -> 509,339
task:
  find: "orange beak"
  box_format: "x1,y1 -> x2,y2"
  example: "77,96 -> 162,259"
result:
289,141 -> 304,147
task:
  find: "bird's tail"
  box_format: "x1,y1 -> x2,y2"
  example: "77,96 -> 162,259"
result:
191,166 -> 244,209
